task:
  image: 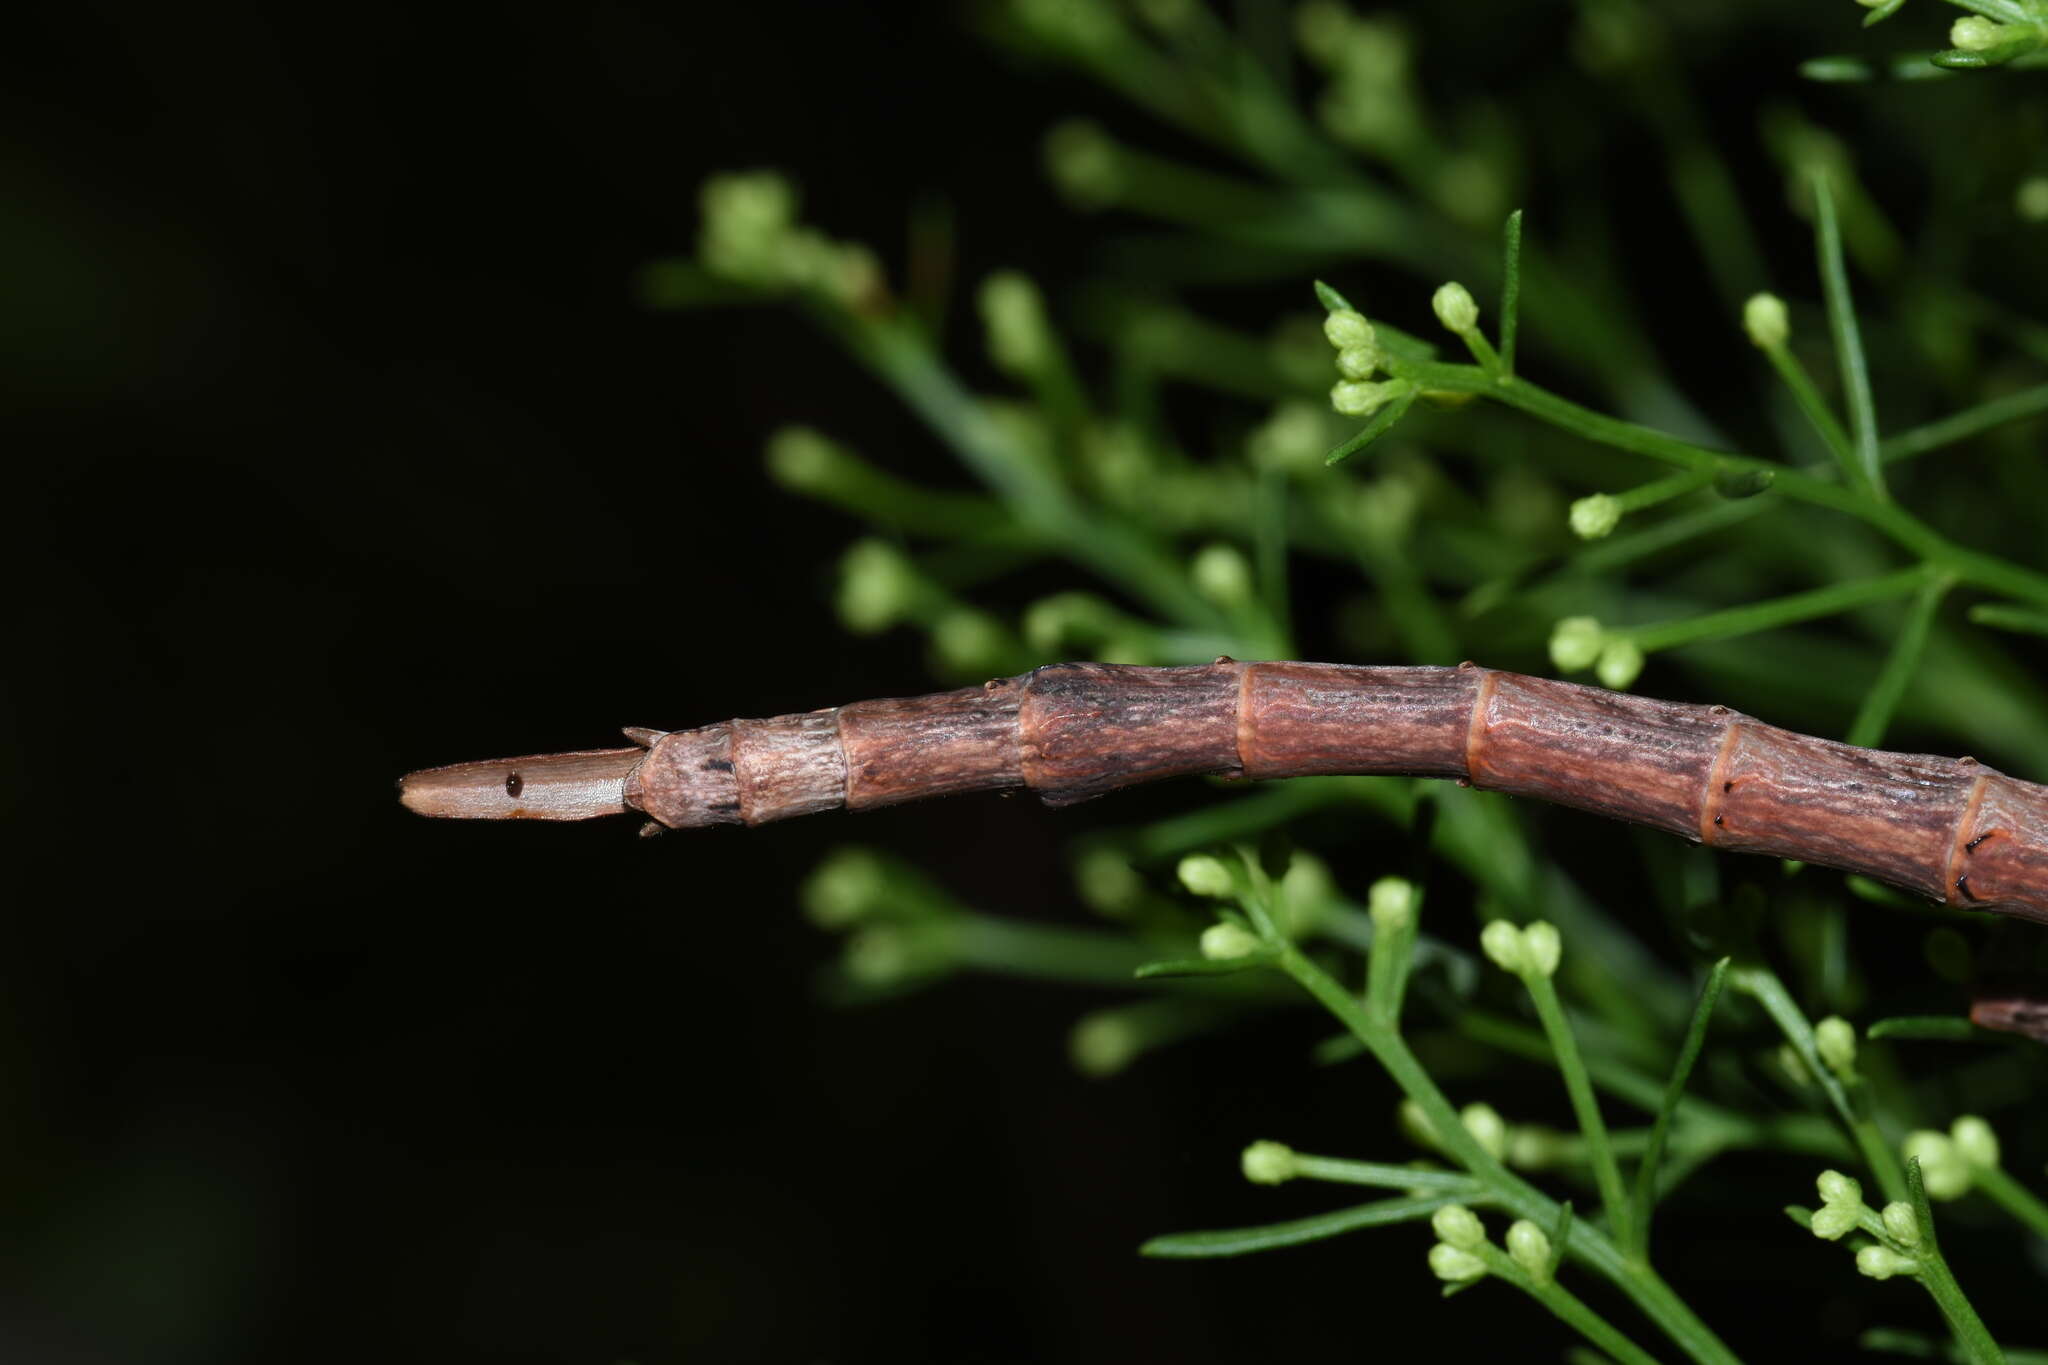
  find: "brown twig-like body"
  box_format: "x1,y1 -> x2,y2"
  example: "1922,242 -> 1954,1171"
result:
398,660 -> 2048,928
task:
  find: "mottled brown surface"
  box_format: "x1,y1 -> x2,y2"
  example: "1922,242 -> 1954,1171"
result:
840,685 -> 1022,811
1468,672 -> 1733,840
402,660 -> 2048,925
1019,662 -> 1243,806
628,724 -> 742,828
1241,663 -> 1474,778
1955,774 -> 2048,924
1709,724 -> 1975,902
732,709 -> 846,825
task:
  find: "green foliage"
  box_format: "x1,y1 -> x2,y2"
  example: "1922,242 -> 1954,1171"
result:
645,2 -> 2048,1359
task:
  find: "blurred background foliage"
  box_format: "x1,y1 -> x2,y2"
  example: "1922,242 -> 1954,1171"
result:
11,0 -> 2048,1361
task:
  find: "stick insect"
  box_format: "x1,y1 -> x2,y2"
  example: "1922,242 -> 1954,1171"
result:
400,660 -> 2048,1037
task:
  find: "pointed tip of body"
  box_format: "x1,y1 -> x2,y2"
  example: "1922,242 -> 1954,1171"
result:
397,746 -> 644,821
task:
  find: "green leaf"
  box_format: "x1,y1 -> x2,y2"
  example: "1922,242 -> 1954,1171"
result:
1500,209 -> 1524,375
1866,1015 -> 1986,1041
1313,279 -> 1355,313
1970,603 -> 2048,637
1800,56 -> 1875,82
1140,1193 -> 1464,1258
1812,171 -> 1886,499
1846,576 -> 1950,748
1862,0 -> 1908,26
1134,955 -> 1273,980
1630,958 -> 1729,1256
1784,1204 -> 1815,1231
1326,385 -> 1419,466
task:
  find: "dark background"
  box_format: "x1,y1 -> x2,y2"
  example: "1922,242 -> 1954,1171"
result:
8,2 -> 2044,1363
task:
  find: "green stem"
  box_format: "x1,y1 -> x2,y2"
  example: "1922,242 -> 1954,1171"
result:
1623,567 -> 1932,653
1762,340 -> 1855,467
1630,959 -> 1731,1261
1389,360 -> 2048,613
1846,576 -> 1952,748
1613,468 -> 1717,514
1525,972 -> 1634,1252
1813,172 -> 1887,499
1905,1158 -> 2008,1365
1273,945 -> 1742,1365
1471,1243 -> 1663,1365
1730,963 -> 1908,1203
1882,383 -> 2048,463
1973,1162 -> 2048,1241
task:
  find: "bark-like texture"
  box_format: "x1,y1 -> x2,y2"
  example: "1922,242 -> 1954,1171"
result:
401,660 -> 2048,926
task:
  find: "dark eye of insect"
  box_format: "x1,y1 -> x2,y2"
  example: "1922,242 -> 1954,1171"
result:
505,772 -> 523,798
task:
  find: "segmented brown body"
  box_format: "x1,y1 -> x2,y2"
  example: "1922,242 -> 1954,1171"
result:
399,661 -> 2048,927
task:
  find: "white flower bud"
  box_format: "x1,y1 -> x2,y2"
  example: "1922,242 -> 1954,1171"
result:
1200,922 -> 1262,960
1480,919 -> 1529,975
1506,1220 -> 1552,1281
802,846 -> 894,928
1074,847 -> 1143,917
980,271 -> 1052,376
1330,379 -> 1397,417
1335,343 -> 1382,380
1368,876 -> 1417,934
1522,922 -> 1562,978
1952,1115 -> 2000,1169
1569,493 -> 1622,540
765,426 -> 841,491
1044,120 -> 1122,207
1429,1242 -> 1488,1283
1070,1012 -> 1139,1077
1596,637 -> 1646,691
837,539 -> 922,634
1856,1245 -> 1919,1281
1507,1124 -> 1567,1171
1461,1102 -> 1509,1160
1742,292 -> 1790,349
1814,1016 -> 1857,1080
1177,854 -> 1236,899
1951,16 -> 2005,50
930,608 -> 1007,675
1241,1139 -> 1298,1185
1810,1203 -> 1860,1240
1323,308 -> 1375,350
1881,1201 -> 1920,1249
1247,401 -> 1328,473
1549,616 -> 1605,673
2018,177 -> 2048,223
1398,1098 -> 1438,1150
1431,1203 -> 1487,1251
1431,281 -> 1480,336
1191,543 -> 1254,606
1817,1170 -> 1863,1209
1903,1131 -> 1972,1200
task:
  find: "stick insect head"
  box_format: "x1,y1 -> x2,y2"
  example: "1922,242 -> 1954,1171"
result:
397,746 -> 644,821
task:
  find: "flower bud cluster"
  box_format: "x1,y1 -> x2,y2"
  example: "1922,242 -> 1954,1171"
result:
1546,616 -> 1646,690
698,171 -> 882,306
1903,1115 -> 2000,1201
1480,919 -> 1562,979
1807,1168 -> 1929,1283
1319,305 -> 1403,420
1425,1204 -> 1554,1286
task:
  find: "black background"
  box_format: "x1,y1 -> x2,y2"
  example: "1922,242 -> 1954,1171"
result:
9,2 -> 2041,1362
